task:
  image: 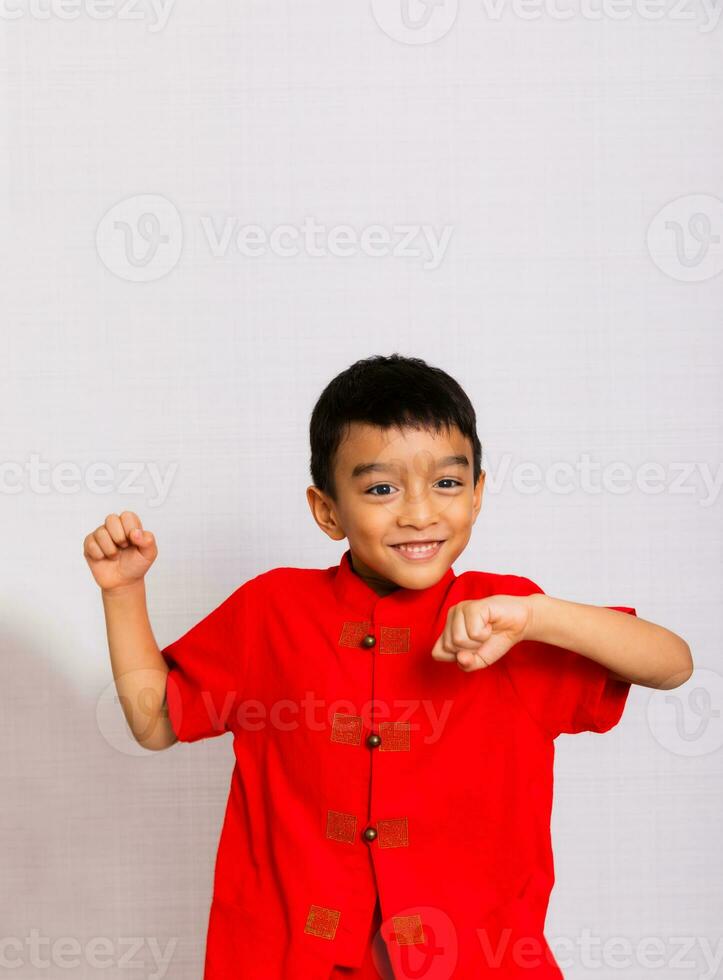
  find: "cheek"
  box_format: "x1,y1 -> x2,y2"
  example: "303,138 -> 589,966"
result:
445,512 -> 475,547
438,496 -> 469,525
356,508 -> 392,534
351,510 -> 397,546
339,499 -> 381,534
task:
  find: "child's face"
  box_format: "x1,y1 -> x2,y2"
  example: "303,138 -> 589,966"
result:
307,421 -> 484,594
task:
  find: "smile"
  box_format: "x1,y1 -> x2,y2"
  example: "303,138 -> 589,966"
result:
389,541 -> 444,561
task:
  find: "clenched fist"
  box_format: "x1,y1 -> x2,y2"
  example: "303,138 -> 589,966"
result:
83,511 -> 158,594
430,595 -> 533,672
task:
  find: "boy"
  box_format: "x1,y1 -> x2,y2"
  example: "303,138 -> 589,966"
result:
85,354 -> 693,980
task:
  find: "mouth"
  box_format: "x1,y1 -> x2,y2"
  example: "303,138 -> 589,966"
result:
389,540 -> 445,561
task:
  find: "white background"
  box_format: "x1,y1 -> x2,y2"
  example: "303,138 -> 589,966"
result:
1,1 -> 721,977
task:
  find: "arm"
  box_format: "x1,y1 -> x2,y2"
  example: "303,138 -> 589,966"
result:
525,594 -> 693,691
432,591 -> 693,693
101,580 -> 177,750
85,511 -> 177,751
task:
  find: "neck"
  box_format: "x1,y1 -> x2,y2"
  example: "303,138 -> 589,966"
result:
349,551 -> 400,598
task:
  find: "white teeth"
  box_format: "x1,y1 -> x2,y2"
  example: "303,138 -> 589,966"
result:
395,542 -> 439,553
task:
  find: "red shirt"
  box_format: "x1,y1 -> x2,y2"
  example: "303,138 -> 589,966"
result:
161,548 -> 636,979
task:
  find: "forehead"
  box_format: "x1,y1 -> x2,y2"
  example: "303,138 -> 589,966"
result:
335,421 -> 471,478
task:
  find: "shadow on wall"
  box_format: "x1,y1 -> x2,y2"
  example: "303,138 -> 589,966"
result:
0,613 -> 236,980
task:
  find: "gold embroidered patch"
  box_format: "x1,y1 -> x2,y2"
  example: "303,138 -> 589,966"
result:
330,712 -> 362,745
377,816 -> 409,848
338,621 -> 373,648
304,905 -> 341,940
391,913 -> 425,945
379,721 -> 411,752
379,626 -> 410,654
326,809 -> 357,844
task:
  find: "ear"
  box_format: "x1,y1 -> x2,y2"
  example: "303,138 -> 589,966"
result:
472,469 -> 485,521
306,485 -> 346,541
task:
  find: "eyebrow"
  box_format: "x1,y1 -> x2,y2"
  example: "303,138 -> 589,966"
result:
351,454 -> 470,479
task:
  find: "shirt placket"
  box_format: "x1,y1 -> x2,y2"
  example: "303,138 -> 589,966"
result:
305,602 -> 392,963
364,598 -> 427,950
311,593 -> 426,958
303,550 -> 456,965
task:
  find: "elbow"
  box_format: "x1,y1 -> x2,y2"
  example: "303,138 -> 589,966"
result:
657,641 -> 694,690
131,710 -> 180,751
136,731 -> 178,751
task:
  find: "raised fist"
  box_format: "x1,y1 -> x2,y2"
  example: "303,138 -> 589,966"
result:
83,511 -> 158,594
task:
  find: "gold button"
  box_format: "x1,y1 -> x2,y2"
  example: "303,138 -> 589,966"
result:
361,634 -> 376,648
366,732 -> 382,749
362,826 -> 377,842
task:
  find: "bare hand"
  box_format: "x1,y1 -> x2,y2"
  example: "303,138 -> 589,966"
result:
430,595 -> 533,671
83,511 -> 158,594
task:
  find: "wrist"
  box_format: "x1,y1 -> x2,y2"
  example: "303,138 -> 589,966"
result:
101,580 -> 146,600
522,592 -> 546,642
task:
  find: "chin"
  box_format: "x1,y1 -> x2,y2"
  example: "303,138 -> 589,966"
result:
391,561 -> 446,587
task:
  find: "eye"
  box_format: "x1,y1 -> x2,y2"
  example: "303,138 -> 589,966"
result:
365,484 -> 396,496
365,479 -> 462,496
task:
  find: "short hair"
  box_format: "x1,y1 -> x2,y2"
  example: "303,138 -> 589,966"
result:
309,353 -> 483,501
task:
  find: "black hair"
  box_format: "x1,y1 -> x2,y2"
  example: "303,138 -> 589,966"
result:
309,353 -> 483,501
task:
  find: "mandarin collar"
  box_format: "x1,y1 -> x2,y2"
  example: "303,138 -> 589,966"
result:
331,547 -> 457,618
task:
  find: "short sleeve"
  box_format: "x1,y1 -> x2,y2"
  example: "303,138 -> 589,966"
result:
501,577 -> 637,738
160,580 -> 252,743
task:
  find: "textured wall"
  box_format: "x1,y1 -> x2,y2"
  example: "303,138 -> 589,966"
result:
1,2 -> 720,977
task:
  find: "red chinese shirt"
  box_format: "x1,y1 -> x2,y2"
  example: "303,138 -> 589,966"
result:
160,547 -> 636,979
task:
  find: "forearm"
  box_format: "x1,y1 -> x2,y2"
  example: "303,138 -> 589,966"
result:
524,593 -> 693,690
101,580 -> 177,749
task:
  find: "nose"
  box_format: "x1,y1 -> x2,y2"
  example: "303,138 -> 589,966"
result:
394,488 -> 442,529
